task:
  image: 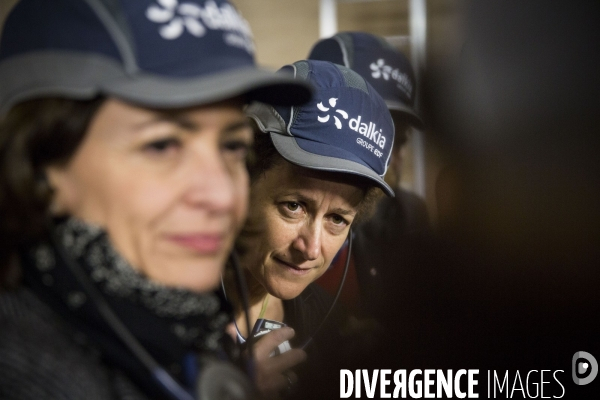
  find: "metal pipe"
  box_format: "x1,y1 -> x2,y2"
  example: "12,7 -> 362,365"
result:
409,0 -> 427,198
319,0 -> 338,38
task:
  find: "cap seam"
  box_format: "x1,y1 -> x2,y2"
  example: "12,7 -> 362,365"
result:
287,63 -> 301,134
84,0 -> 139,74
333,35 -> 351,68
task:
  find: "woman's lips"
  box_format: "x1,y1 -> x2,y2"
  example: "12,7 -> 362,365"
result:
274,257 -> 313,276
166,234 -> 224,254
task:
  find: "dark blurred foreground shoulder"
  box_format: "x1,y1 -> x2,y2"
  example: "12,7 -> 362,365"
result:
0,288 -> 147,400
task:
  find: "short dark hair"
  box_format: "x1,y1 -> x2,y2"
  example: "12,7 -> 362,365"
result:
0,97 -> 105,271
247,126 -> 383,224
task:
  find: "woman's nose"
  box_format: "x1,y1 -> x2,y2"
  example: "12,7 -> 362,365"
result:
292,222 -> 322,261
184,147 -> 236,213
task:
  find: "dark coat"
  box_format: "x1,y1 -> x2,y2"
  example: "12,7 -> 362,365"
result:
353,188 -> 431,321
0,288 -> 149,400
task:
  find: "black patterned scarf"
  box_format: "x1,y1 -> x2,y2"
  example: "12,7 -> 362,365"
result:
20,217 -> 236,399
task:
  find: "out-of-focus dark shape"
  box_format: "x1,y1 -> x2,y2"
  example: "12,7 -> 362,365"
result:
421,0 -> 600,378
299,1 -> 599,398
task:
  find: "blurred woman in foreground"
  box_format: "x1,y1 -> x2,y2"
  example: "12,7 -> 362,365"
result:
0,0 -> 309,399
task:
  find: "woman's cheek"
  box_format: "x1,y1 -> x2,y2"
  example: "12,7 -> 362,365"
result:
232,169 -> 250,232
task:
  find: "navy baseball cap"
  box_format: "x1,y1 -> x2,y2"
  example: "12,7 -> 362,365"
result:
0,0 -> 312,115
247,60 -> 395,197
308,31 -> 423,129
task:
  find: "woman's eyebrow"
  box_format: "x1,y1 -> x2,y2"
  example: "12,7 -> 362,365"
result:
131,115 -> 250,134
223,119 -> 252,134
329,207 -> 356,216
132,114 -> 198,131
280,192 -> 357,216
280,192 -> 315,205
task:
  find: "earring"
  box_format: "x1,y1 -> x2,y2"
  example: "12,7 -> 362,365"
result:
34,172 -> 53,202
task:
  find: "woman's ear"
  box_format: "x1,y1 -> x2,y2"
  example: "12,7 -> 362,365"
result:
45,165 -> 77,215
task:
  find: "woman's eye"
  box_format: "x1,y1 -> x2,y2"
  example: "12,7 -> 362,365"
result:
286,202 -> 300,211
331,214 -> 348,226
278,202 -> 304,219
144,138 -> 181,153
223,140 -> 251,160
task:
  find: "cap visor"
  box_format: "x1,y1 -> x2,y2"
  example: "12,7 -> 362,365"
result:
386,101 -> 425,129
103,66 -> 313,108
0,53 -> 312,114
270,133 -> 394,197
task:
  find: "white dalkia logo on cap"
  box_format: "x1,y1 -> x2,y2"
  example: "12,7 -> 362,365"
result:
146,0 -> 254,53
370,59 -> 392,80
317,98 -> 348,129
370,58 -> 413,96
316,98 -> 387,154
147,0 -> 204,39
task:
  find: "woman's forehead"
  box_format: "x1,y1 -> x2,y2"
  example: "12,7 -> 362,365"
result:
85,97 -> 249,139
257,161 -> 365,209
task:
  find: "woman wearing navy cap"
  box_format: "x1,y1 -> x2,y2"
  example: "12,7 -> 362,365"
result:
0,1 -> 310,399
222,59 -> 395,398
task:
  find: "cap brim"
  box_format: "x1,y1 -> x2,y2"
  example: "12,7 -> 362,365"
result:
0,53 -> 312,115
105,66 -> 313,108
270,132 -> 395,197
386,101 -> 425,130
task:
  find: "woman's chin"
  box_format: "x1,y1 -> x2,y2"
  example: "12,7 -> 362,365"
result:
266,281 -> 307,301
182,274 -> 222,293
145,261 -> 223,293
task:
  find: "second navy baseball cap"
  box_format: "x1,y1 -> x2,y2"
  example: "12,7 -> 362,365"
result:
308,31 -> 423,129
247,60 -> 395,196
